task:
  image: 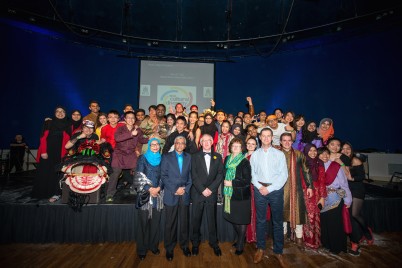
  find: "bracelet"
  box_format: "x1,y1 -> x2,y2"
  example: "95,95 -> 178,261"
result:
340,163 -> 345,166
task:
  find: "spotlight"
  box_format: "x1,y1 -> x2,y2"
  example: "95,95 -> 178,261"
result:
282,38 -> 287,43
336,26 -> 342,31
152,41 -> 159,46
122,38 -> 127,43
183,44 -> 187,49
376,15 -> 382,20
147,42 -> 152,46
81,28 -> 89,34
223,44 -> 228,49
8,9 -> 16,14
29,17 -> 36,22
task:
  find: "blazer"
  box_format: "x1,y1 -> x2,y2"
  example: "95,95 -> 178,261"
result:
223,157 -> 252,201
191,151 -> 224,202
161,151 -> 192,206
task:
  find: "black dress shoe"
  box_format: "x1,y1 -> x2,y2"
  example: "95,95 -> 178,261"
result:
192,247 -> 199,256
166,252 -> 174,261
182,247 -> 191,257
235,249 -> 243,255
232,242 -> 237,248
151,249 -> 160,255
213,246 -> 222,256
139,254 -> 146,260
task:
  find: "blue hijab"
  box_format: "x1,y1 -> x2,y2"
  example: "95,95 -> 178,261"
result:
144,138 -> 161,166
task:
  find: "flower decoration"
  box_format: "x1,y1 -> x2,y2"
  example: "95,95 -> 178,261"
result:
213,156 -> 217,160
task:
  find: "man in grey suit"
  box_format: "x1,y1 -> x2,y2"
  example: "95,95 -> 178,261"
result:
190,134 -> 224,256
161,136 -> 192,261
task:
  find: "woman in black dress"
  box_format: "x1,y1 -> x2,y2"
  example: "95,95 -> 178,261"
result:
342,142 -> 374,255
223,138 -> 252,255
32,106 -> 71,202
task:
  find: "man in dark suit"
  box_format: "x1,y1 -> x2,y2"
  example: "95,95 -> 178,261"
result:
161,136 -> 192,261
190,134 -> 224,256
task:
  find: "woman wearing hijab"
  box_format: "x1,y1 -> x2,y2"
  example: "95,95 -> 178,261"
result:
230,123 -> 246,144
32,106 -> 71,202
301,121 -> 323,148
223,138 -> 251,255
136,138 -> 163,260
70,109 -> 82,135
302,144 -> 327,249
200,113 -> 218,148
317,118 -> 334,146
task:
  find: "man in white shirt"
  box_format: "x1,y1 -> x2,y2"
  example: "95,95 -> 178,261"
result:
266,115 -> 294,148
250,128 -> 288,265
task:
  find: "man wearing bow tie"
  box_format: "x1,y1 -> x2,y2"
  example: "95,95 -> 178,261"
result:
190,134 -> 224,256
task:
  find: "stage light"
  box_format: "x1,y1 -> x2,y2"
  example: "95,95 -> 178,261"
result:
8,9 -> 16,14
223,44 -> 228,49
122,38 -> 127,43
29,17 -> 36,22
81,28 -> 89,34
147,42 -> 151,46
183,45 -> 187,49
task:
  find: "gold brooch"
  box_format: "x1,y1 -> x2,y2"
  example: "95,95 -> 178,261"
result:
213,156 -> 217,159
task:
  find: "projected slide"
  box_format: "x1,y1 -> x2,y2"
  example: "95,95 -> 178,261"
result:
139,60 -> 215,113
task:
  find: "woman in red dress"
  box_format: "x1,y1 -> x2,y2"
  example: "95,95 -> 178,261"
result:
302,144 -> 327,249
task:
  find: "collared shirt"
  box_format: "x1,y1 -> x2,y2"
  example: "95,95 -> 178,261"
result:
250,146 -> 288,192
175,151 -> 183,174
203,150 -> 211,174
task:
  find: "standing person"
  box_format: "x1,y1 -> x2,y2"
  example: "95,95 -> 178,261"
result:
317,118 -> 334,146
302,144 -> 327,249
32,106 -> 71,202
82,100 -> 101,128
280,133 -> 313,247
245,137 -> 259,244
7,134 -> 27,173
190,134 -> 224,256
215,110 -> 226,134
162,116 -> 197,154
70,110 -> 82,135
250,128 -> 288,265
318,147 -> 352,254
327,138 -> 352,180
100,110 -> 124,149
292,115 -> 306,151
215,120 -> 234,161
341,142 -> 374,256
165,113 -> 176,137
95,112 -> 108,139
223,138 -> 251,255
136,138 -> 163,260
266,115 -> 293,148
301,121 -> 323,148
161,136 -> 192,261
187,111 -> 201,148
230,124 -> 246,144
106,111 -> 148,202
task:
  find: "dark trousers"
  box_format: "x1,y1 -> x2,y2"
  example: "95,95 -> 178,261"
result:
136,208 -> 162,255
164,197 -> 189,253
254,186 -> 284,254
321,200 -> 347,254
191,200 -> 218,247
106,168 -> 123,196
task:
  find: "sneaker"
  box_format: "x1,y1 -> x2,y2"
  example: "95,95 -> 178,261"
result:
349,242 -> 360,256
366,227 -> 374,245
106,196 -> 114,203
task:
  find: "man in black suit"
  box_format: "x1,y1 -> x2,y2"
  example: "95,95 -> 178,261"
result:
161,136 -> 192,261
190,134 -> 224,256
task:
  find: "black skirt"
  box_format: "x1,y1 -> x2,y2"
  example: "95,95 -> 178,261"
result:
320,200 -> 347,254
223,199 -> 251,225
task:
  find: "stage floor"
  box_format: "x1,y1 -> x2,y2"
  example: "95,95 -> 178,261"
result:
1,171 -> 402,244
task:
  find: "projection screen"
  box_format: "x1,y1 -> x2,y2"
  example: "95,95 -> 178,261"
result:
139,60 -> 215,114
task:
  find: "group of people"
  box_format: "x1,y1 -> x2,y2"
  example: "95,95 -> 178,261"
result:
30,97 -> 373,264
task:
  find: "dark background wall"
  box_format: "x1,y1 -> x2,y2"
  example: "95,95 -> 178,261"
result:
1,23 -> 401,152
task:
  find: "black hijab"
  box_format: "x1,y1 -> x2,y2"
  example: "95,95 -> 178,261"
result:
200,113 -> 218,137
